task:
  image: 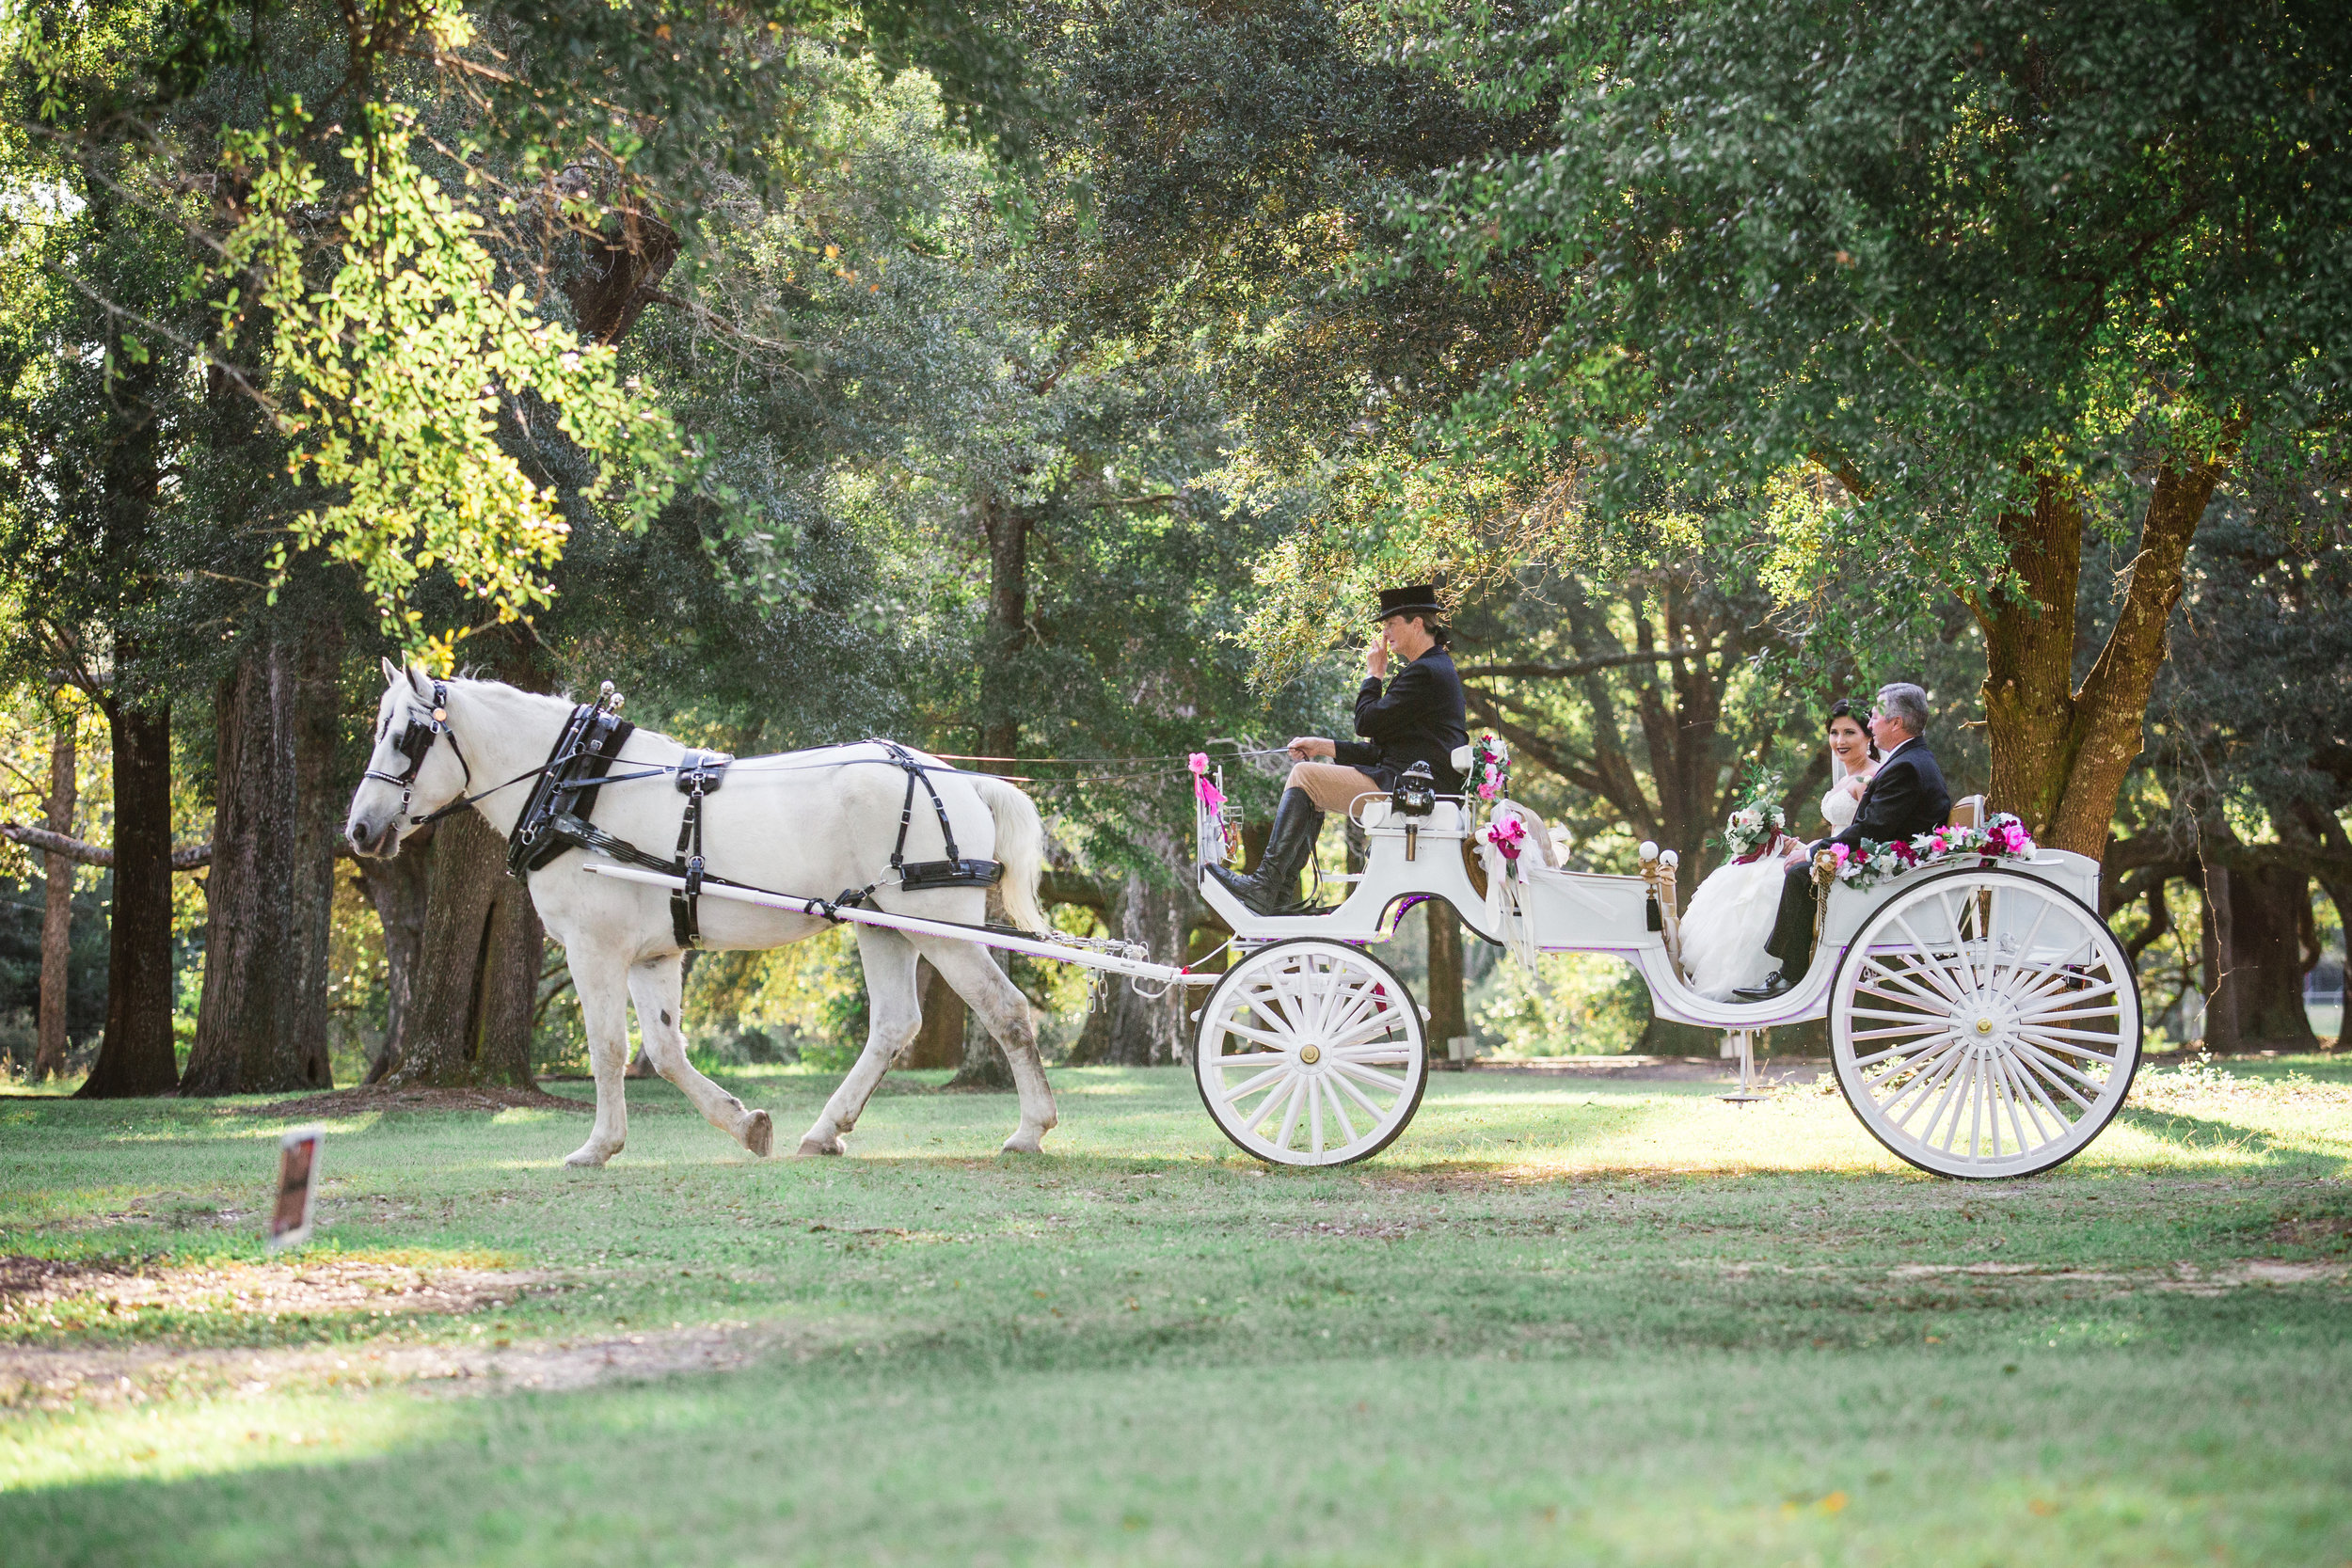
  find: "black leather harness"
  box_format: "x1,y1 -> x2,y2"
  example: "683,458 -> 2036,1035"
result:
506,704 -> 641,878
499,713 -> 993,949
877,740 -> 1005,894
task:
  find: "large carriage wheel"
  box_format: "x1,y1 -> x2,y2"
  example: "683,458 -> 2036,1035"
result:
1830,866 -> 2141,1180
1194,938 -> 1429,1167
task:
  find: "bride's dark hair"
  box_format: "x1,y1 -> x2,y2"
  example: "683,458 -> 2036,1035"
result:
1826,698 -> 1881,760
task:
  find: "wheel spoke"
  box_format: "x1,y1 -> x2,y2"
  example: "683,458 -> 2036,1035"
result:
1848,1005 -> 1952,1024
1883,1039 -> 1968,1128
2003,1047 -> 2076,1135
1852,1028 -> 1957,1069
1862,1032 -> 1963,1097
1890,914 -> 1974,1006
1216,1059 -> 1293,1102
1992,1049 -> 2056,1151
1321,1079 -> 1358,1148
1331,1067 -> 1391,1121
1860,959 -> 1954,1008
1852,1021 -> 1949,1044
1333,1058 -> 1408,1095
1271,1076 -> 1309,1148
2009,1038 -> 2100,1110
1328,1042 -> 1412,1063
2010,1022 -> 2127,1048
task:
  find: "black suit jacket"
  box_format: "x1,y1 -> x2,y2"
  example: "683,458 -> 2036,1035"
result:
1827,737 -> 1952,851
1334,648 -> 1470,794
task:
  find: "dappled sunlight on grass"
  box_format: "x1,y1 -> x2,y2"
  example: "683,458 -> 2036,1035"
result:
2,1063 -> 2345,1564
2,1387 -> 458,1494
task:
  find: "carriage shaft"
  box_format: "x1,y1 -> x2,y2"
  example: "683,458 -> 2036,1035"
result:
579,861 -> 1217,986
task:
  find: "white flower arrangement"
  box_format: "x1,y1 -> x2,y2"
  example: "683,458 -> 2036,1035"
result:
1814,812 -> 2039,892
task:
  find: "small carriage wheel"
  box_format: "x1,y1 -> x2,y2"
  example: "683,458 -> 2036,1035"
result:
1829,865 -> 2142,1180
1193,938 -> 1430,1167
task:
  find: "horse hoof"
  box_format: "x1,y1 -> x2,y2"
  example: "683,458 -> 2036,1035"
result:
999,1133 -> 1045,1155
564,1144 -> 616,1167
796,1135 -> 846,1158
743,1111 -> 774,1158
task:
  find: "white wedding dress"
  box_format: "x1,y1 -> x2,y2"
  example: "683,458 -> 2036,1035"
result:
1677,760 -> 1863,1000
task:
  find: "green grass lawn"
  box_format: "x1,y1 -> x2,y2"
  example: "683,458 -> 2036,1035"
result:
3,1054 -> 2348,1567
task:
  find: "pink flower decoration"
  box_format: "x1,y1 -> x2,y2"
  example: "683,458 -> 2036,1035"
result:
1487,817 -> 1527,861
1189,753 -> 1224,814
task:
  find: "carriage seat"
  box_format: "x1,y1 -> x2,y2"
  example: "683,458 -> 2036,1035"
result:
1947,794 -> 1985,831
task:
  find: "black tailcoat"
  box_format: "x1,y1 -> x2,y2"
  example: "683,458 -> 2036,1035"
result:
1333,648 -> 1470,794
1765,736 -> 1953,980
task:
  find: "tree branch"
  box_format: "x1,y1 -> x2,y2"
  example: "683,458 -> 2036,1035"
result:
1458,646 -> 1700,681
5,822 -> 215,871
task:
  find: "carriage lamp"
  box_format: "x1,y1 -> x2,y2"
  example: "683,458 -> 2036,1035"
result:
1392,762 -> 1438,861
1392,762 -> 1438,816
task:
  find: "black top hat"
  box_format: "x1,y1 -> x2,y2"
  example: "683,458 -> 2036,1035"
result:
1373,584 -> 1445,623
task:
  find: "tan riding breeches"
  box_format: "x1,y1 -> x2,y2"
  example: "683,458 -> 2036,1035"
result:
1287,761 -> 1385,816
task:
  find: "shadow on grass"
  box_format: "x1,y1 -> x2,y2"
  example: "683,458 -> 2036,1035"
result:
2113,1106 -> 2349,1175
8,1321 -> 2352,1568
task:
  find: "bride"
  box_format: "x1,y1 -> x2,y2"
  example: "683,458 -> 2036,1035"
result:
1677,701 -> 1880,999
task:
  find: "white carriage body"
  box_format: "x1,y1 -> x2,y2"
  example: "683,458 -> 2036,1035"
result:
1200,782 -> 2107,1028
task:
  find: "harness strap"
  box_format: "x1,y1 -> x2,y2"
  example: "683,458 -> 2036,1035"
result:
668,750 -> 733,947
874,740 -> 1003,892
816,884 -> 878,925
363,679 -> 471,821
506,705 -> 637,879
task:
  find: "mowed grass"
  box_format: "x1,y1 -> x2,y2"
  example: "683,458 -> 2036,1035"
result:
2,1055 -> 2349,1568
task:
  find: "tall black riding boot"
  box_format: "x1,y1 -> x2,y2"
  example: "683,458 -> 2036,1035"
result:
1208,787 -> 1325,915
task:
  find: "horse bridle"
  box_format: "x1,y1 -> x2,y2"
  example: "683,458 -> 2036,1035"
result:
362,679 -> 473,823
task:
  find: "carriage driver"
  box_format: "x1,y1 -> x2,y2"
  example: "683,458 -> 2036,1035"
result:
1210,584 -> 1470,915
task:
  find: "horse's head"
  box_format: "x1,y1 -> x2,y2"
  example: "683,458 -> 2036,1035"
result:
346,659 -> 471,858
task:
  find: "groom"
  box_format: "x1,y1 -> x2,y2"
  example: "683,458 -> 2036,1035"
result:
1733,683 -> 1952,1001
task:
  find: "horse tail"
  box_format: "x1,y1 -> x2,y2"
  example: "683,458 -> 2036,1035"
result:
970,774 -> 1049,933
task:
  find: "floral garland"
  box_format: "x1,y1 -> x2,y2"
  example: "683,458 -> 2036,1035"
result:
1718,769 -> 1788,861
1464,735 -> 1510,800
1815,813 -> 2039,891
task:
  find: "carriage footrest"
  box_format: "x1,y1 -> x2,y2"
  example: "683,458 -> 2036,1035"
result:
898,858 -> 1003,891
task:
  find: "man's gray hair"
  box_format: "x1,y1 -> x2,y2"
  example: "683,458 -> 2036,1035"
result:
1877,682 -> 1931,736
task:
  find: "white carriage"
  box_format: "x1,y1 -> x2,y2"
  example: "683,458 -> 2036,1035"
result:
583,734 -> 2138,1181
1181,759 -> 2141,1180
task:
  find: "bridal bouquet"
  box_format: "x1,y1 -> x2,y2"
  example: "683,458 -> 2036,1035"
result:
1816,812 -> 2039,891
1718,769 -> 1788,861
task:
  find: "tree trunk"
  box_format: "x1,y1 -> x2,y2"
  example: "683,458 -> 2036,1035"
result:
900,959 -> 968,1069
2198,847 -> 2236,1051
182,620 -> 342,1093
978,490 -> 1031,762
1069,867 -> 1191,1066
944,948 -> 1019,1089
354,831 -> 432,1085
2199,829 -> 2317,1053
78,698 -> 179,1098
1425,900 -> 1468,1065
388,811 -> 542,1086
36,715 -> 76,1081
1976,434 -> 2241,858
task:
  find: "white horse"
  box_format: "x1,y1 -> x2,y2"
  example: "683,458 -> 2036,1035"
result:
343,662 -> 1057,1165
